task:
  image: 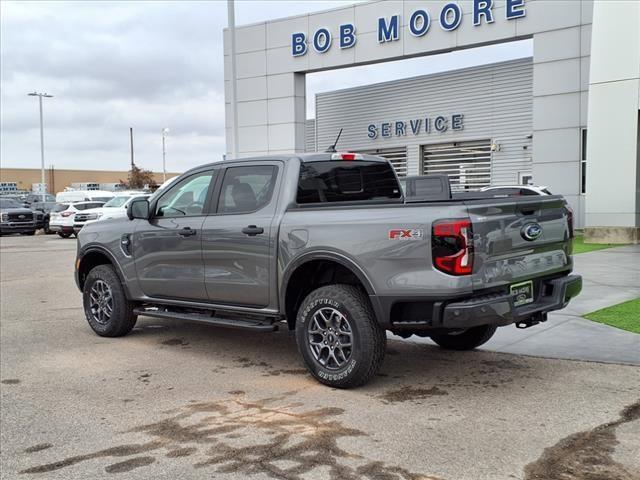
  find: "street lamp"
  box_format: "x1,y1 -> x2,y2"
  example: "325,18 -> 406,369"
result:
162,127 -> 170,183
28,92 -> 53,202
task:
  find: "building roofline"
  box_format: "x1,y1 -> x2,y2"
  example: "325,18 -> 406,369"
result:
315,56 -> 533,98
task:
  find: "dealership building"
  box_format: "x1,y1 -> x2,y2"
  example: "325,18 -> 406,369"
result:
224,0 -> 640,242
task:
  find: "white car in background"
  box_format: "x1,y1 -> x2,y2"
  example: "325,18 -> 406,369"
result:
49,201 -> 107,238
55,190 -> 115,204
73,193 -> 150,233
480,185 -> 552,196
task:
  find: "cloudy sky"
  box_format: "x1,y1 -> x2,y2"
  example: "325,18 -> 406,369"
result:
1,0 -> 530,174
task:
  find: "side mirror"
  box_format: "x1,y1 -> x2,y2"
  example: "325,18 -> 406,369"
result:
127,198 -> 150,220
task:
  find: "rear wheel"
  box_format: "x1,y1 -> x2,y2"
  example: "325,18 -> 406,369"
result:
296,284 -> 386,388
58,232 -> 71,238
430,325 -> 497,351
82,265 -> 137,337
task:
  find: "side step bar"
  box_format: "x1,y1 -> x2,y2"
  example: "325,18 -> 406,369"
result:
133,307 -> 278,332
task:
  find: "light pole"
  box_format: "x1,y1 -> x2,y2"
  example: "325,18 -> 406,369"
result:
28,92 -> 53,202
162,128 -> 169,183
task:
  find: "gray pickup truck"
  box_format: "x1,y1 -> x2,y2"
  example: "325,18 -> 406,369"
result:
75,152 -> 581,388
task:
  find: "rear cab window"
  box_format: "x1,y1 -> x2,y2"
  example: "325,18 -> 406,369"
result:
52,204 -> 69,212
297,160 -> 401,204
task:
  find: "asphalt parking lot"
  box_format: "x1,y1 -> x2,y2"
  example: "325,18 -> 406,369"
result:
1,234 -> 639,480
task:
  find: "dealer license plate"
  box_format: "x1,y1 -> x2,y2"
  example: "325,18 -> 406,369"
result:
510,280 -> 534,307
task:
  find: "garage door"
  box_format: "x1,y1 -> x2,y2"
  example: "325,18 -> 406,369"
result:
356,146 -> 408,177
421,140 -> 492,191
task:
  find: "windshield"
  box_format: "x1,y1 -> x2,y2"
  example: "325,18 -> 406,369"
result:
103,196 -> 130,208
0,199 -> 21,208
92,197 -> 114,202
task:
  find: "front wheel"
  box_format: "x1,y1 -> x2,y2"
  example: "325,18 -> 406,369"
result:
295,284 -> 386,389
430,325 -> 497,351
83,265 -> 137,337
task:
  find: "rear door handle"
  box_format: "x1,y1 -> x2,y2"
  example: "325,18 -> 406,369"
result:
178,227 -> 197,237
242,225 -> 264,236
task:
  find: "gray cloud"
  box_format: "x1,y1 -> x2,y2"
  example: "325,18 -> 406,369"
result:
1,0 -> 527,174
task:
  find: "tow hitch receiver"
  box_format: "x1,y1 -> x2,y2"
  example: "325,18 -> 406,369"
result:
516,312 -> 548,329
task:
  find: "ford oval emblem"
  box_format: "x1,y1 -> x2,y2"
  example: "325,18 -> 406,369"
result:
18,214 -> 25,219
521,222 -> 543,241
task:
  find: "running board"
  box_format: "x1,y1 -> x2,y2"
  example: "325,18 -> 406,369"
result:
133,307 -> 278,332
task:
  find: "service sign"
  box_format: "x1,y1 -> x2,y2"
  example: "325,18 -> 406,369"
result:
368,114 -> 463,139
291,0 -> 526,57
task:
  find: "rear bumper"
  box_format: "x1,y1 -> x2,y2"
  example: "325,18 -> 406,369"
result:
440,274 -> 582,328
372,274 -> 582,330
50,225 -> 74,234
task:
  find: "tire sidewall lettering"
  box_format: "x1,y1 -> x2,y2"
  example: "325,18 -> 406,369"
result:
298,295 -> 360,380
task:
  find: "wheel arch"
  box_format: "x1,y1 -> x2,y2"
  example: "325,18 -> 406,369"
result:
281,251 -> 377,330
77,246 -> 131,299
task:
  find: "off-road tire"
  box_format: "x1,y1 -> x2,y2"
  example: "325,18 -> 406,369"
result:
83,265 -> 137,337
58,232 -> 71,238
430,325 -> 497,351
296,284 -> 386,389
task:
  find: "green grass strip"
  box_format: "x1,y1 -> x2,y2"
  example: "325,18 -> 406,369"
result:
584,298 -> 640,334
572,235 -> 621,254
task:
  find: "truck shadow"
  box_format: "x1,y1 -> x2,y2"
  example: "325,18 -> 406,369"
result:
125,317 -> 538,395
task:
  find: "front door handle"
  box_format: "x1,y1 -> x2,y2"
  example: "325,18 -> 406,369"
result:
178,227 -> 196,237
242,225 -> 264,236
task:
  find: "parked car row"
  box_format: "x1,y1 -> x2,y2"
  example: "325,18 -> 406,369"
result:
1,191 -> 150,238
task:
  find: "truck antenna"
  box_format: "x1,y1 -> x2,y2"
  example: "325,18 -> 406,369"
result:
325,128 -> 343,153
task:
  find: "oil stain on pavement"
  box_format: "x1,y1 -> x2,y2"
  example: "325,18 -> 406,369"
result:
524,400 -> 640,480
379,386 -> 448,404
19,392 -> 442,479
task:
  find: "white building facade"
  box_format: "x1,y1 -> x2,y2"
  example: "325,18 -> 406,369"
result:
224,0 -> 640,243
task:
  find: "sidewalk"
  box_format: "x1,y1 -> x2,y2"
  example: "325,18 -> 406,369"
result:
404,244 -> 640,365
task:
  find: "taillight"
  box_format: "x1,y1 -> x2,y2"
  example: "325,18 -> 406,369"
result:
61,211 -> 74,217
331,152 -> 363,161
566,206 -> 574,238
432,218 -> 474,276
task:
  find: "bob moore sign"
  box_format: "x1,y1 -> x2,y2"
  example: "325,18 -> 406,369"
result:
291,0 -> 526,57
367,114 -> 464,139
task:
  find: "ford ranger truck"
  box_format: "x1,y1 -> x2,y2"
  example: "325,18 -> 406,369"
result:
75,153 -> 581,388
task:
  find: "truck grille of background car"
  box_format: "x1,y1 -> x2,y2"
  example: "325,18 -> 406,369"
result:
7,212 -> 33,221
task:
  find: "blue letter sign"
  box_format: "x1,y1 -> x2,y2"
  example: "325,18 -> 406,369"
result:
290,3 -> 526,56
506,0 -> 526,19
409,10 -> 430,37
473,0 -> 494,26
440,3 -> 462,31
340,23 -> 356,49
313,28 -> 332,53
292,32 -> 307,57
378,15 -> 400,43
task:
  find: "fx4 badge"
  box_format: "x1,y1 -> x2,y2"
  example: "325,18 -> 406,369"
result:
389,228 -> 424,240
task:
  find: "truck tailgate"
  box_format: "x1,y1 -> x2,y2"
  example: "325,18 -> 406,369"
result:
466,195 -> 572,291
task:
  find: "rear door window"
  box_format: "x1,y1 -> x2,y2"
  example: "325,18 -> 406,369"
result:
218,166 -> 277,214
297,161 -> 401,204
